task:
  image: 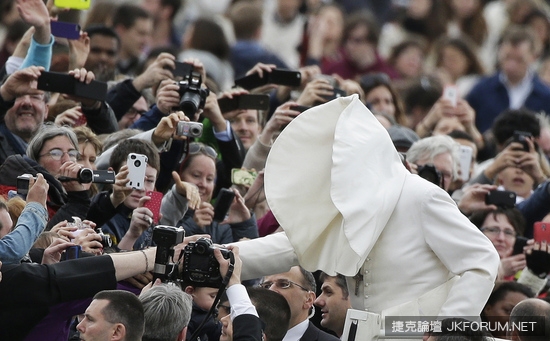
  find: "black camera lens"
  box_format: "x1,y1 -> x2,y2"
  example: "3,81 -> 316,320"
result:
131,154 -> 136,160
134,160 -> 141,168
77,168 -> 93,184
191,126 -> 201,135
100,234 -> 112,247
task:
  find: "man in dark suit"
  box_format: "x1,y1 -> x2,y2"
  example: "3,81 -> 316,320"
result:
215,246 -> 290,341
260,266 -> 340,341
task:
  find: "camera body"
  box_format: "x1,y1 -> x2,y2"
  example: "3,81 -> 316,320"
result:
512,130 -> 532,152
175,70 -> 209,116
16,174 -> 36,195
182,238 -> 231,288
96,228 -> 113,248
152,225 -> 185,282
77,169 -> 115,184
417,164 -> 443,188
176,121 -> 203,138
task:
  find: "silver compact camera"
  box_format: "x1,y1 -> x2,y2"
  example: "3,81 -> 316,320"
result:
177,121 -> 203,138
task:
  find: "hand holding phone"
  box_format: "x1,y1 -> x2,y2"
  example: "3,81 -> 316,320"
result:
485,190 -> 516,208
235,69 -> 301,90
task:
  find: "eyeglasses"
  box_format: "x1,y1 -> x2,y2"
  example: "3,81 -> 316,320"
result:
189,142 -> 218,159
481,226 -> 517,238
39,148 -> 79,161
126,107 -> 147,118
259,279 -> 310,292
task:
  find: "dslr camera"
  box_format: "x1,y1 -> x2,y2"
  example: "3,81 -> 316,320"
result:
176,121 -> 203,138
152,225 -> 185,282
175,68 -> 209,116
417,164 -> 443,189
182,237 -> 231,288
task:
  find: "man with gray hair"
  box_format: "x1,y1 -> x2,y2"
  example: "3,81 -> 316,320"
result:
406,135 -> 460,192
139,283 -> 193,341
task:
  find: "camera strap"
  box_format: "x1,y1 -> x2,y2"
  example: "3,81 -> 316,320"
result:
189,251 -> 235,341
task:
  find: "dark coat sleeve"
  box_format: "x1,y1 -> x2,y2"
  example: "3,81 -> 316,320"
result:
82,101 -> 118,134
233,314 -> 263,341
47,190 -> 91,230
0,255 -> 117,340
87,191 -> 118,228
106,79 -> 142,120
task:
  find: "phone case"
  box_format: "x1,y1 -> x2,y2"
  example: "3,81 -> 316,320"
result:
213,188 -> 235,222
37,71 -> 107,102
217,94 -> 269,113
485,190 -> 516,208
458,145 -> 473,181
443,85 -> 458,107
51,21 -> 81,40
234,69 -> 301,89
231,168 -> 258,186
169,61 -> 193,78
54,0 -> 91,10
513,236 -> 529,255
144,191 -> 163,224
534,222 -> 550,243
126,153 -> 148,190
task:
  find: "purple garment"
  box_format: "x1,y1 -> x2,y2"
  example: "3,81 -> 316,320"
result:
322,50 -> 399,81
23,282 -> 141,341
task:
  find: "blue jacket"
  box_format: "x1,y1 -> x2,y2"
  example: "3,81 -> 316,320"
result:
466,73 -> 550,133
0,202 -> 48,264
517,181 -> 550,238
230,40 -> 289,79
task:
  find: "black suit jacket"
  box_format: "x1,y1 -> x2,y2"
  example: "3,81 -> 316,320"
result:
233,314 -> 263,341
300,321 -> 340,341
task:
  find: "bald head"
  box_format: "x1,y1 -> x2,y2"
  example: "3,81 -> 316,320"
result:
510,298 -> 550,341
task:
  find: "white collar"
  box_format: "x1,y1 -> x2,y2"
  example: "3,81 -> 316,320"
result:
282,319 -> 310,341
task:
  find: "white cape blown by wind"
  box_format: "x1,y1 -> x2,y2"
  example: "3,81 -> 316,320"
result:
264,95 -> 408,276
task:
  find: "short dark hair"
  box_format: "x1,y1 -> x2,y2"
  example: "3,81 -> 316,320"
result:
343,10 -> 380,46
447,130 -> 475,144
228,1 -> 263,40
247,287 -> 291,341
109,139 -> 160,174
298,266 -> 316,292
500,25 -> 537,54
189,17 -> 230,60
469,207 -> 525,236
492,108 -> 540,146
93,290 -> 145,341
160,0 -> 181,20
112,4 -> 150,29
485,281 -> 534,308
319,272 -> 349,299
85,25 -> 120,47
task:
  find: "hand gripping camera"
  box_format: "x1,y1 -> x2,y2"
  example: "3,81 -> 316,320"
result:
152,225 -> 185,282
182,237 -> 231,288
175,68 -> 209,117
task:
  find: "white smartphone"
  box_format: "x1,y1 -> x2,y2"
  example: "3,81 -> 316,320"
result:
443,85 -> 458,107
126,153 -> 148,190
458,145 -> 473,182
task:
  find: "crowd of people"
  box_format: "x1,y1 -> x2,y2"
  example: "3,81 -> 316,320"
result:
2,0 -> 550,340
